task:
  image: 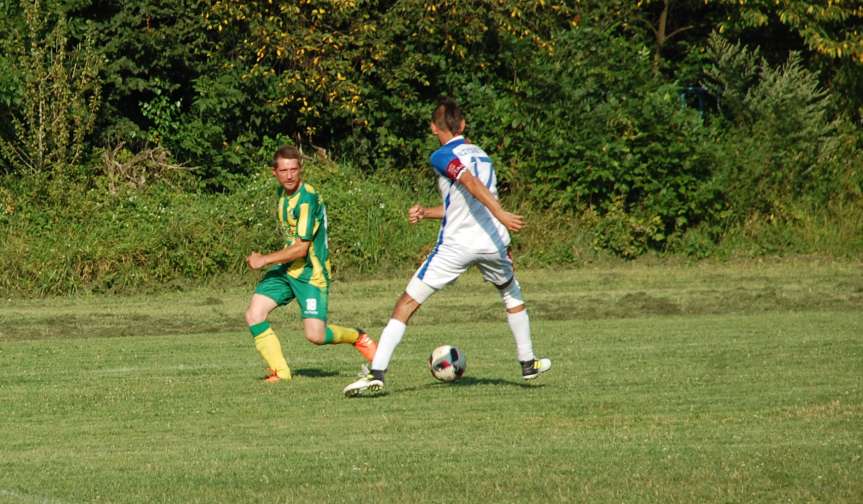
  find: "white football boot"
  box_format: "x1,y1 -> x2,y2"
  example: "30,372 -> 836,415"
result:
343,373 -> 384,397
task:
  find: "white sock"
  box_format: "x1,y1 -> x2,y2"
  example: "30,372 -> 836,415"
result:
507,310 -> 535,362
371,319 -> 406,371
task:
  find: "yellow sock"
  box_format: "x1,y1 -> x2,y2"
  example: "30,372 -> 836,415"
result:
324,324 -> 360,345
254,328 -> 291,379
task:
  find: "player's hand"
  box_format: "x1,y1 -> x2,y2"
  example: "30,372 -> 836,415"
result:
499,211 -> 525,232
408,204 -> 425,224
246,252 -> 268,270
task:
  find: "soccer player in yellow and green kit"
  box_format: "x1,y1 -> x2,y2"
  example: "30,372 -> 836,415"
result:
244,145 -> 377,382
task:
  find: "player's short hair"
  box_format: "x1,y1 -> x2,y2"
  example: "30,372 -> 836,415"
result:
432,96 -> 464,135
272,145 -> 301,167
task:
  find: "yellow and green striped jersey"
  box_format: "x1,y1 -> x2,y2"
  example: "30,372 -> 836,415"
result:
275,182 -> 331,289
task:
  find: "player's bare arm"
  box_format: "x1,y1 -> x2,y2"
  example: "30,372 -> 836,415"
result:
457,171 -> 524,232
246,239 -> 311,270
408,204 -> 444,224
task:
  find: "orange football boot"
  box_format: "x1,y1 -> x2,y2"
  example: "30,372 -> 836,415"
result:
353,330 -> 378,362
261,367 -> 291,383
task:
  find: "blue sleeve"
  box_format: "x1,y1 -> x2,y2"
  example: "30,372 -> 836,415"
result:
429,149 -> 466,181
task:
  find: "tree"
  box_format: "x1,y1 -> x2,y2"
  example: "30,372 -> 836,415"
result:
633,0 -> 863,115
635,0 -> 863,65
714,0 -> 863,117
0,0 -> 102,177
714,0 -> 863,63
62,0 -> 214,143
205,0 -> 575,167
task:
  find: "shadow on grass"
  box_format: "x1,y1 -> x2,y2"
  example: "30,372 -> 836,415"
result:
448,376 -> 536,387
344,377 -> 545,399
293,368 -> 340,378
252,367 -> 340,382
345,392 -> 391,399
393,376 -> 544,394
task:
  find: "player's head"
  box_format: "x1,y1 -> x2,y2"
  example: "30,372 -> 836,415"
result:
431,96 -> 465,139
272,145 -> 303,193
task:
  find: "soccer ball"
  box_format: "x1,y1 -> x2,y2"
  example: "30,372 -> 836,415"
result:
428,345 -> 466,382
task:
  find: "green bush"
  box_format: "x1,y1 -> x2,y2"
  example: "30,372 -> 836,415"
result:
0,160 -> 437,296
704,34 -> 862,221
462,28 -> 725,256
0,0 -> 101,179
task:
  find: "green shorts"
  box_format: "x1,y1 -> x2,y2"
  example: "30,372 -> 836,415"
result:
254,267 -> 328,320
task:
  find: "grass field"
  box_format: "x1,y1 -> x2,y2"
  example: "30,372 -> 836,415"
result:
1,259 -> 862,503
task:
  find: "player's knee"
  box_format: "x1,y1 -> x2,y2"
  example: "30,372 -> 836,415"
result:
302,319 -> 327,345
498,278 -> 525,310
305,332 -> 325,345
505,303 -> 527,314
392,292 -> 422,323
244,307 -> 265,326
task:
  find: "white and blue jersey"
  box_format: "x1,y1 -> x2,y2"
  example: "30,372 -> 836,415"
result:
427,136 -> 511,254
407,135 -> 517,298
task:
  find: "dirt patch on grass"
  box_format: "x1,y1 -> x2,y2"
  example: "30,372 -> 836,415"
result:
3,263 -> 861,340
0,312 -> 240,341
618,292 -> 682,316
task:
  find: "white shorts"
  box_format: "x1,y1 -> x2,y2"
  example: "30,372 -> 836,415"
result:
405,242 -> 514,303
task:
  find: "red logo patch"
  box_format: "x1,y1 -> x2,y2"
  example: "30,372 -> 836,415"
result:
445,158 -> 465,180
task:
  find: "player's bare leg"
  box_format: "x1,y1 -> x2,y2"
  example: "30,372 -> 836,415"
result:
343,292 -> 422,397
245,294 -> 292,382
302,318 -> 378,362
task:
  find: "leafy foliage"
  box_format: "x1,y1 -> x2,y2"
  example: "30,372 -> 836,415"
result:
704,34 -> 861,221
461,27 -> 724,255
712,0 -> 863,63
714,0 -> 863,119
0,160 -> 433,295
66,0 -> 213,142
51,0 -> 268,188
632,0 -> 863,118
0,0 -> 101,178
205,0 -> 576,171
1,0 -> 862,284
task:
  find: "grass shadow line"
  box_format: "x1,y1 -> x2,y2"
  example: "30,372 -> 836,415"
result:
392,376 -> 545,394
294,368 -> 341,378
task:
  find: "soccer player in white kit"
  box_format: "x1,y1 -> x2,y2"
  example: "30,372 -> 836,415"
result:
343,97 -> 551,397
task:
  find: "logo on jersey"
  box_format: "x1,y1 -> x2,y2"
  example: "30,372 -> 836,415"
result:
445,158 -> 465,180
305,298 -> 318,314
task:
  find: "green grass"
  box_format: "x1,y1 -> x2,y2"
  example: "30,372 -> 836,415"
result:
1,260 -> 862,503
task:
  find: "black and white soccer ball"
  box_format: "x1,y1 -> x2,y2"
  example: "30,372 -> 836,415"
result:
428,345 -> 466,382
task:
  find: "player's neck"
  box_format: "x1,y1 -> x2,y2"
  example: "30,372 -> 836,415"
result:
282,180 -> 302,195
437,132 -> 463,145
